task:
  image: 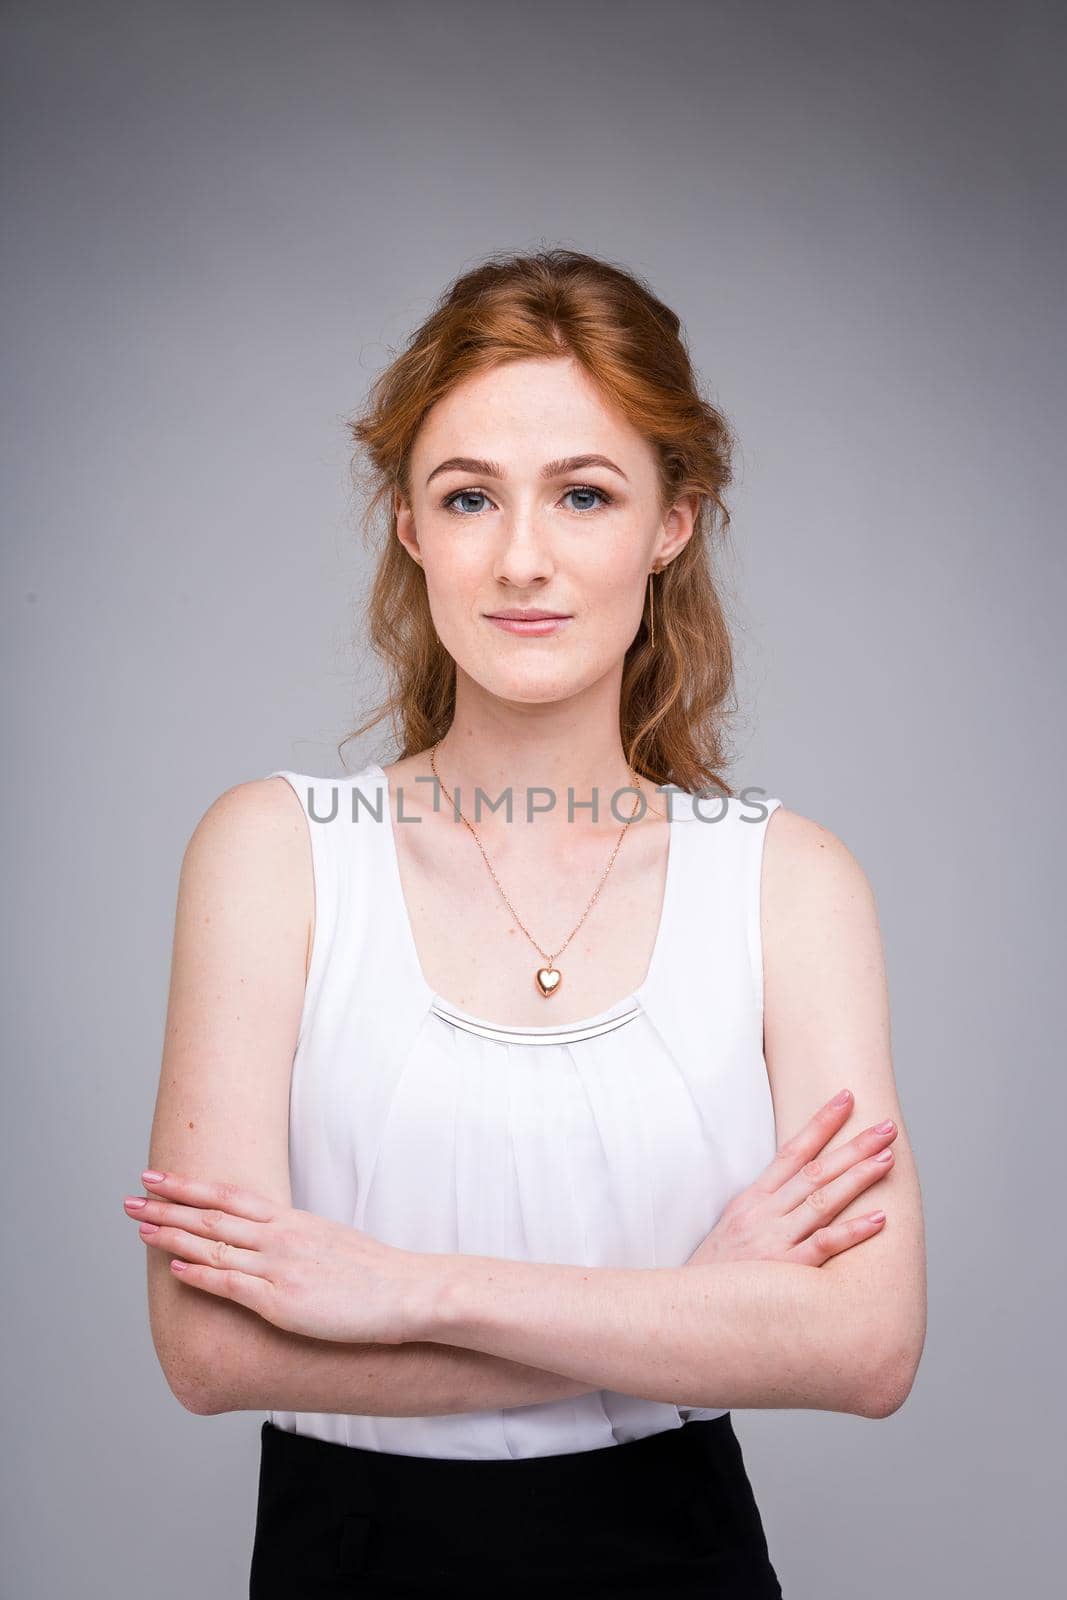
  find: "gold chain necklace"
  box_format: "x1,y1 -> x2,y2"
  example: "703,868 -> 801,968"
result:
429,742 -> 644,999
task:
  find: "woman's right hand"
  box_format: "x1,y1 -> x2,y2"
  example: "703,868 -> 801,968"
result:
685,1090 -> 896,1269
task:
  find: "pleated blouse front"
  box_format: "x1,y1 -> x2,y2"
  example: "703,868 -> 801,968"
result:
264,762 -> 782,1459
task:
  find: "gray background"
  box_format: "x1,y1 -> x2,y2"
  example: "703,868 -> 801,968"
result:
3,0 -> 1064,1593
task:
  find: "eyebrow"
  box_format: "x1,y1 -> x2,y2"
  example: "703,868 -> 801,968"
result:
425,453 -> 629,487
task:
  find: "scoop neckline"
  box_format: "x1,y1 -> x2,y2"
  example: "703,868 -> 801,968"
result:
364,760 -> 680,1036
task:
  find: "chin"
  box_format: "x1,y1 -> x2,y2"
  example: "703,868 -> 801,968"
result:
476,657 -> 605,706
484,672 -> 577,705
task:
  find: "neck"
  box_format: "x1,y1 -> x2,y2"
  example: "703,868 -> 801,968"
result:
432,671 -> 642,830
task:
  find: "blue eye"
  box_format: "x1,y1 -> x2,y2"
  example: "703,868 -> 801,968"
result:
563,486 -> 612,514
441,485 -> 614,517
443,489 -> 492,516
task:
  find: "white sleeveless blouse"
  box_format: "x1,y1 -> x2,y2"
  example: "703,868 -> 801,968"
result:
264,761 -> 782,1459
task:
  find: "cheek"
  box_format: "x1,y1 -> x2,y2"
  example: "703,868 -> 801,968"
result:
421,569 -> 491,670
589,568 -> 649,631
420,551 -> 480,626
421,540 -> 481,598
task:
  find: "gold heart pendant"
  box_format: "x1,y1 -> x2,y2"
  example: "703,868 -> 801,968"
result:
535,966 -> 562,997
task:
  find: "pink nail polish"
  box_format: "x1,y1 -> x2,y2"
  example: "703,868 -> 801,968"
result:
142,1170 -> 165,1184
139,1222 -> 160,1234
830,1089 -> 851,1107
125,1196 -> 147,1209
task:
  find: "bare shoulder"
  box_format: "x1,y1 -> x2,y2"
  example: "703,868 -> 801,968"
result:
763,802 -> 873,881
759,800 -> 892,1133
185,772 -> 309,858
184,772 -> 315,972
761,804 -> 879,936
160,773 -> 316,1141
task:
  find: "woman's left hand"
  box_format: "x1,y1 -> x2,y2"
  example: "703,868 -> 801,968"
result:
123,1171 -> 443,1344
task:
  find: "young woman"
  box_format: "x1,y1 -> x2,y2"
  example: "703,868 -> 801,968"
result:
126,249 -> 926,1596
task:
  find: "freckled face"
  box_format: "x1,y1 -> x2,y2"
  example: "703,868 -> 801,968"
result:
395,355 -> 684,705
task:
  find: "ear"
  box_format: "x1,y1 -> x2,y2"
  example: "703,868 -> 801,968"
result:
655,491 -> 700,567
394,490 -> 424,567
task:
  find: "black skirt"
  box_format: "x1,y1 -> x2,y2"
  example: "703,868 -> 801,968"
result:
249,1413 -> 783,1597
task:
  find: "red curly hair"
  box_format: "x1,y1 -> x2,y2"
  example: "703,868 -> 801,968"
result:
342,247 -> 742,797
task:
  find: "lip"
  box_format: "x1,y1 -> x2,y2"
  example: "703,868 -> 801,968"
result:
484,610 -> 573,637
485,609 -> 570,620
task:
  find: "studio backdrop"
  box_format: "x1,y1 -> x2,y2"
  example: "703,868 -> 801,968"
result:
2,1 -> 1063,1596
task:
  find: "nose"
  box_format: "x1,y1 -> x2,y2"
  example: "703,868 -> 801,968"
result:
491,514 -> 555,589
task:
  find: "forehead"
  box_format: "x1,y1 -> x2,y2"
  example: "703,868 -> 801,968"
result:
412,356 -> 654,471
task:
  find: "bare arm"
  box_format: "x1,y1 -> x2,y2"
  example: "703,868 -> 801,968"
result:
192,1328 -> 594,1419
759,806 -> 927,1407
399,807 -> 927,1420
145,776 -> 595,1417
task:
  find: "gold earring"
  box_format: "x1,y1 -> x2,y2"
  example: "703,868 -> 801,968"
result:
647,568 -> 657,648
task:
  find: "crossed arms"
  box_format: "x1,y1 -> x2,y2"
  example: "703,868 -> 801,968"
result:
141,781 -> 926,1421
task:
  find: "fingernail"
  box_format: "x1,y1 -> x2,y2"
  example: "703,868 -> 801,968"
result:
830,1089 -> 851,1107
873,1148 -> 894,1162
142,1170 -> 165,1184
874,1119 -> 895,1134
124,1196 -> 147,1209
139,1222 -> 160,1234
